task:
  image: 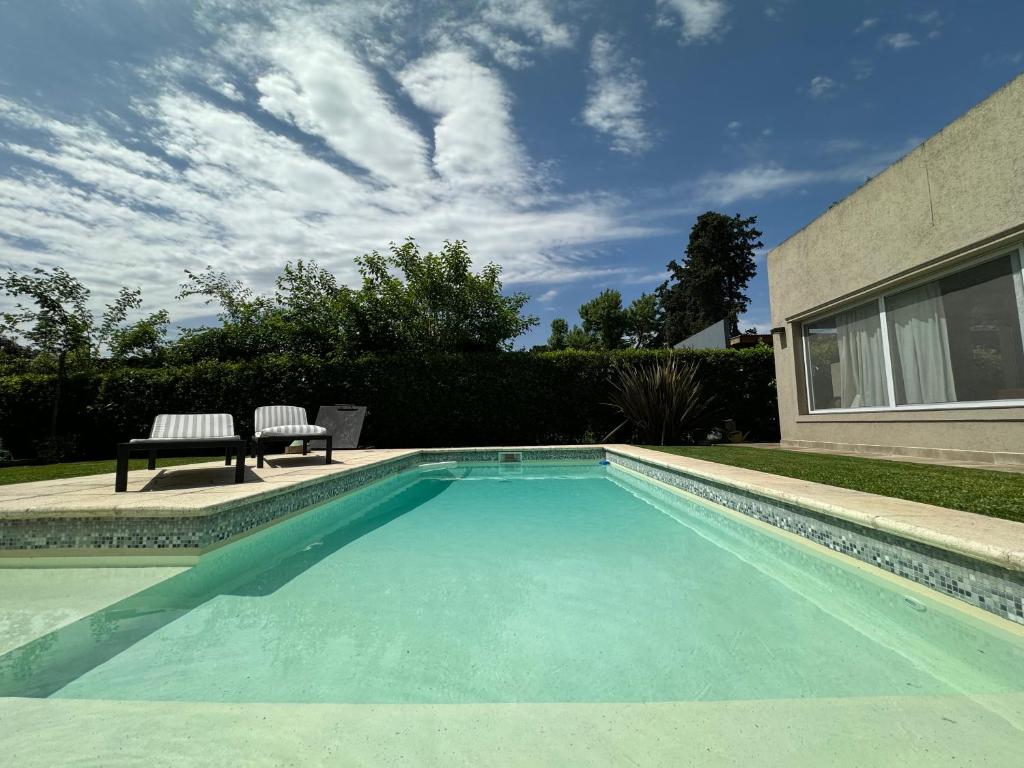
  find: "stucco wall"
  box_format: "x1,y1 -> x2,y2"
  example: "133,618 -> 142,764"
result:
766,73 -> 1024,462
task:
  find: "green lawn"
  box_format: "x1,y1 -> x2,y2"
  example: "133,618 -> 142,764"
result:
643,445 -> 1024,523
0,456 -> 219,486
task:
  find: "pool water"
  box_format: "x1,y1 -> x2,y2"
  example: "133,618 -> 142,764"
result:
2,462 -> 1023,708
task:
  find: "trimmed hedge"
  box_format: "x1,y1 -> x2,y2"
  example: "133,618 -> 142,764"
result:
0,348 -> 778,459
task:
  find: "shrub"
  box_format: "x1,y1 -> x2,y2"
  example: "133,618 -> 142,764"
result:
605,357 -> 714,444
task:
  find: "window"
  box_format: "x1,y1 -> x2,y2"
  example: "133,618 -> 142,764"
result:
805,303 -> 888,410
803,250 -> 1024,411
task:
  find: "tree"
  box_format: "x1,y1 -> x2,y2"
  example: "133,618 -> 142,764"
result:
564,324 -> 599,350
107,310 -> 171,362
623,293 -> 662,348
274,260 -> 352,356
349,239 -> 537,352
0,268 -> 164,441
547,318 -> 569,350
175,260 -> 351,360
578,289 -> 626,349
658,212 -> 763,345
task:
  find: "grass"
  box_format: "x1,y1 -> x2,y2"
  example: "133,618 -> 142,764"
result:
643,445 -> 1024,523
0,456 -> 219,486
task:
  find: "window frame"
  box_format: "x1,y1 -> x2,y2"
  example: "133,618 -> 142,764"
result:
801,245 -> 1024,414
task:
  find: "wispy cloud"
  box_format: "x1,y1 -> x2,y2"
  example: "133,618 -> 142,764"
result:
255,24 -> 431,186
657,0 -> 730,44
582,33 -> 652,155
691,142 -> 918,205
854,18 -> 879,34
912,9 -> 943,39
445,0 -> 575,69
880,32 -> 919,50
805,75 -> 838,99
400,49 -> 529,191
850,58 -> 875,80
0,8 -> 663,318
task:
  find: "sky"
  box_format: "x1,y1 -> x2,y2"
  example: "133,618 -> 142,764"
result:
0,1 -> 1022,349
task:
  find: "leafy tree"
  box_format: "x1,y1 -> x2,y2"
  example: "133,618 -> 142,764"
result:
349,239 -> 537,352
623,293 -> 663,349
547,318 -> 569,350
175,260 -> 351,360
107,310 -> 171,362
0,267 -> 163,440
563,324 -> 599,350
273,260 -> 352,356
175,268 -> 282,361
579,289 -> 627,350
658,212 -> 763,344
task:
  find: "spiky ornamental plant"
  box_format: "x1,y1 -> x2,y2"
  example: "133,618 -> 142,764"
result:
604,356 -> 715,445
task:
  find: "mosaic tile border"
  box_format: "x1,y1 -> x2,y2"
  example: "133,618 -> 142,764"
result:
606,451 -> 1024,625
420,447 -> 605,463
0,448 -> 605,554
0,453 -> 422,553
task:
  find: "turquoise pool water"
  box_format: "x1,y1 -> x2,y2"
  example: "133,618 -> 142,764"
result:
2,462 -> 1023,705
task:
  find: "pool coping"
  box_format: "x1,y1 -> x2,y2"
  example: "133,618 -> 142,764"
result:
604,445 -> 1024,574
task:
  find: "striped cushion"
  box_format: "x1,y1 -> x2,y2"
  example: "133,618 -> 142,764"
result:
148,413 -> 236,439
255,405 -> 310,432
258,424 -> 328,437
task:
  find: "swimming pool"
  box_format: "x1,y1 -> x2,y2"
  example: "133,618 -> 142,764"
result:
2,461 -> 1023,747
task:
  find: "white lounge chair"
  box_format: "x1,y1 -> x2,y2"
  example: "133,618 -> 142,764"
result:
116,413 -> 245,492
254,405 -> 333,468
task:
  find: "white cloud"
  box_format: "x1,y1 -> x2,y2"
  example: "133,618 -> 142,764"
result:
582,34 -> 652,155
399,49 -> 528,191
912,10 -> 943,39
657,0 -> 730,44
480,0 -> 572,49
255,25 -> 431,186
806,75 -> 837,99
210,80 -> 243,101
0,31 -> 659,323
692,143 -> 918,205
695,166 -> 820,205
854,18 -> 879,34
435,0 -> 573,69
537,288 -> 559,303
880,32 -> 919,50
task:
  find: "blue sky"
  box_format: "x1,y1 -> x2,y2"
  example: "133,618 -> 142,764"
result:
0,1 -> 1022,348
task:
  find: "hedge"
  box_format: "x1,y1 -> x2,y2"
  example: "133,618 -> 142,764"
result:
0,347 -> 778,459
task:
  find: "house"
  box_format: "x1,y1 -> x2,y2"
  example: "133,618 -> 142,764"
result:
767,73 -> 1024,466
673,319 -> 772,351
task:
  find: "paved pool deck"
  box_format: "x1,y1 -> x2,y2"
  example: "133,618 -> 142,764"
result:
0,448 -> 418,518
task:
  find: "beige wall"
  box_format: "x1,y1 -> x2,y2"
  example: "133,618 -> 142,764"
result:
766,73 -> 1024,463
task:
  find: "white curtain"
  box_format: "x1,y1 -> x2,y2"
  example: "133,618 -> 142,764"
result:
886,283 -> 957,404
836,303 -> 888,408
